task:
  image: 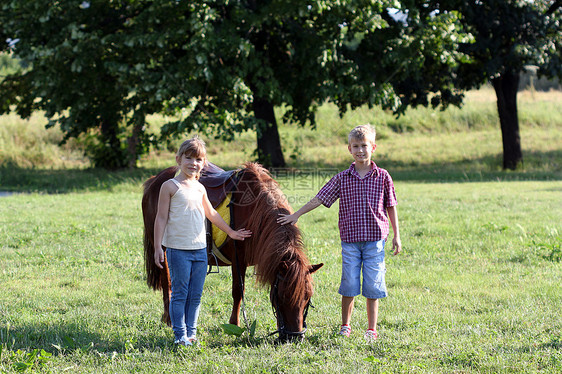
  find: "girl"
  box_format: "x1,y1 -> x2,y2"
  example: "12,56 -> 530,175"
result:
153,136 -> 251,346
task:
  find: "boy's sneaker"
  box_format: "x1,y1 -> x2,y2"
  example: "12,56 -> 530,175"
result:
174,336 -> 192,347
337,324 -> 352,337
364,329 -> 378,342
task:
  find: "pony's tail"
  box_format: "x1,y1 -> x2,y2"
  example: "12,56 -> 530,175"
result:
142,166 -> 178,291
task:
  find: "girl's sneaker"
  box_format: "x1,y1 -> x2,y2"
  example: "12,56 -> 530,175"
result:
174,336 -> 192,347
364,329 -> 378,342
337,324 -> 351,337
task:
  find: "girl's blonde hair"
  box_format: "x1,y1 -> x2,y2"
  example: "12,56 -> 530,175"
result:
176,136 -> 207,159
348,124 -> 376,145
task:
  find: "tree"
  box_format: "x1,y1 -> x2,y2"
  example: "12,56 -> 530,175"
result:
0,0 -> 394,168
334,5 -> 470,115
149,0 -> 467,167
0,1 -> 471,168
0,1 -> 159,168
419,0 -> 561,170
331,1 -> 561,170
4,1 -> 556,170
137,0 -> 404,167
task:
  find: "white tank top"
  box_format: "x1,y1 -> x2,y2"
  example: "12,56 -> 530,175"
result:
162,179 -> 207,250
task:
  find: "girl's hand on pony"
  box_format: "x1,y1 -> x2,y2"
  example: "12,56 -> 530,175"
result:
229,228 -> 252,241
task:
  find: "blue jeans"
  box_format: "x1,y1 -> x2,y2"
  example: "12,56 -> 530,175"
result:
166,247 -> 207,340
338,240 -> 387,299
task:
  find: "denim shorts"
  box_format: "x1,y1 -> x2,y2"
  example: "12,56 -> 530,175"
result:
338,240 -> 387,299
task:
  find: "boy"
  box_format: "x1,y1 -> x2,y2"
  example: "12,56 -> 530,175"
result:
277,124 -> 401,341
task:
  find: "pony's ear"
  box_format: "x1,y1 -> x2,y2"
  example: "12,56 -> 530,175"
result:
309,263 -> 324,274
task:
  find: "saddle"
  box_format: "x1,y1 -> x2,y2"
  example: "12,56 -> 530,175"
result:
199,163 -> 240,267
199,162 -> 238,208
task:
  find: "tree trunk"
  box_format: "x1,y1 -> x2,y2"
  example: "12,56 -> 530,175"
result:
252,97 -> 286,168
127,111 -> 145,169
491,70 -> 522,170
99,115 -> 126,169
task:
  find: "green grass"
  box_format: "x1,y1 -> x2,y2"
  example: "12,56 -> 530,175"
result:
1,87 -> 561,176
0,178 -> 560,373
1,88 -> 560,194
0,87 -> 561,372
0,112 -> 88,170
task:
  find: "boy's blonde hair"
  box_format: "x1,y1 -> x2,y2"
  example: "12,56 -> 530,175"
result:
176,136 -> 207,161
348,124 -> 376,145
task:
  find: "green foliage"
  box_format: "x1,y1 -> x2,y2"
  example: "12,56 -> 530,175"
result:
409,0 -> 562,169
221,320 -> 257,339
0,112 -> 89,169
0,53 -> 21,79
1,1 -> 559,169
221,324 -> 245,337
11,349 -> 52,372
0,1 -> 480,168
0,0 -> 165,168
341,4 -> 471,114
431,0 -> 562,88
532,238 -> 562,263
3,87 -> 561,181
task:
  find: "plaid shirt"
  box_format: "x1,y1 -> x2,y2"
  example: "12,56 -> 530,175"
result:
316,161 -> 397,243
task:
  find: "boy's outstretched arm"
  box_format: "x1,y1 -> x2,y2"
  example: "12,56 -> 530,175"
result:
387,205 -> 402,255
277,196 -> 323,225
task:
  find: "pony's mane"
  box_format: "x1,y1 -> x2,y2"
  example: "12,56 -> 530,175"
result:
240,163 -> 312,306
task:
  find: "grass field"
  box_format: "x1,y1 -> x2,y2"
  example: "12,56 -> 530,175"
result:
1,178 -> 560,373
0,88 -> 561,372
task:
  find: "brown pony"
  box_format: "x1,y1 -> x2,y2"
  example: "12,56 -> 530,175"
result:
142,162 -> 323,341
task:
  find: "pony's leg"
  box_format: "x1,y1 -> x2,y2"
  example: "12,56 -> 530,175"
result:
161,259 -> 172,326
229,264 -> 247,326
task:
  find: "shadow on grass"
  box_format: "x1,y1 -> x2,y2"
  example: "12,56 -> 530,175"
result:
2,319 -> 302,357
1,149 -> 560,194
202,325 -> 306,349
282,149 -> 561,183
387,149 -> 561,183
1,322 -> 170,356
0,165 -> 163,194
540,335 -> 562,350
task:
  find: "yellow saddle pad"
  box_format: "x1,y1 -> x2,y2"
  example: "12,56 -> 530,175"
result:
211,193 -> 231,250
